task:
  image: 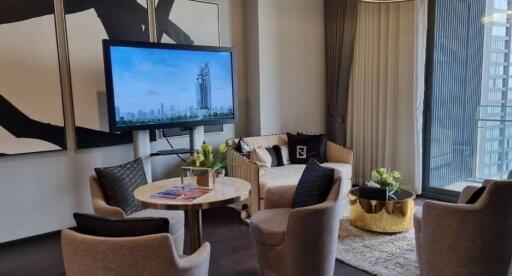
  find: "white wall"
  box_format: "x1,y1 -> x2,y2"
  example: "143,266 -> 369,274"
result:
246,0 -> 326,135
0,0 -> 246,243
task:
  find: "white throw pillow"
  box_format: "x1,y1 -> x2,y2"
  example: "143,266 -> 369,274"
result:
250,147 -> 272,175
280,145 -> 291,165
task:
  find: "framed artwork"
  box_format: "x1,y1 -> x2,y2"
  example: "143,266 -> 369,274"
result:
0,0 -> 67,156
65,0 -> 220,149
64,0 -> 155,149
156,0 -> 220,46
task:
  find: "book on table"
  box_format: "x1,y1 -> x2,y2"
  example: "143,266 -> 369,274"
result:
151,184 -> 212,201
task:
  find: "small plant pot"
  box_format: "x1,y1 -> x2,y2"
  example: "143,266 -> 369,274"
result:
181,167 -> 215,189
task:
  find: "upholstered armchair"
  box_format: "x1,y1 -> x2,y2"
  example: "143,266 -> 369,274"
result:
414,180 -> 512,276
249,178 -> 342,276
61,229 -> 210,276
89,176 -> 185,254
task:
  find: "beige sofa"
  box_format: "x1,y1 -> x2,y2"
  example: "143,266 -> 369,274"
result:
227,134 -> 353,216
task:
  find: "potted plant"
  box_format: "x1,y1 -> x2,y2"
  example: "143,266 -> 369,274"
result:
182,142 -> 229,188
367,167 -> 401,197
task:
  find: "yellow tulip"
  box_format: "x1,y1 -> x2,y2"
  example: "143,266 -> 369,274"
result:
219,143 -> 227,153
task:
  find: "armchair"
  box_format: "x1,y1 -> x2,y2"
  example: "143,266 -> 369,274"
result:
61,229 -> 210,276
89,176 -> 185,254
414,180 -> 512,276
249,178 -> 342,276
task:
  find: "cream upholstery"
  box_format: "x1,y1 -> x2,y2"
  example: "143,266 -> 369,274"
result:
414,180 -> 512,276
89,176 -> 185,254
61,229 -> 210,276
227,134 -> 353,216
260,163 -> 352,198
250,179 -> 343,276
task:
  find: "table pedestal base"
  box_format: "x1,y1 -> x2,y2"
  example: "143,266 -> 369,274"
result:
186,209 -> 203,252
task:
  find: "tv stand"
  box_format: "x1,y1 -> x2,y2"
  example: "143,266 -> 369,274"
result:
150,126 -> 205,157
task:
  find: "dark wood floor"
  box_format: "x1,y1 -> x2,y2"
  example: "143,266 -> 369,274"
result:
0,207 -> 371,276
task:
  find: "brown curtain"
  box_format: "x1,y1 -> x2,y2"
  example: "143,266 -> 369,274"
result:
325,0 -> 358,146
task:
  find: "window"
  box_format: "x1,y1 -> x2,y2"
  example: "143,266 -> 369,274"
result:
424,0 -> 512,200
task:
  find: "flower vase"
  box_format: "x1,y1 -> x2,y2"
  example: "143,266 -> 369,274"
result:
181,167 -> 215,189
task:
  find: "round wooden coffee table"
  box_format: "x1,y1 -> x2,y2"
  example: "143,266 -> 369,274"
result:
134,177 -> 251,251
348,187 -> 416,233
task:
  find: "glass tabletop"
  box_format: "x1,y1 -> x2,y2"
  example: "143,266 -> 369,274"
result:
350,187 -> 415,202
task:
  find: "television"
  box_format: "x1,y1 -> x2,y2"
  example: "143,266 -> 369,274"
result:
103,40 -> 237,132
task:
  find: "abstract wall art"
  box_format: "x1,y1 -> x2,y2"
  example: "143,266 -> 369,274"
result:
64,0 -> 154,149
65,0 -> 220,149
0,0 -> 67,156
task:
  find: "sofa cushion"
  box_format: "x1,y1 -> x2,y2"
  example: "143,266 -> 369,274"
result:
94,158 -> 147,215
291,159 -> 334,208
260,163 -> 352,198
287,133 -> 327,164
260,165 -> 305,196
128,209 -> 184,236
280,145 -> 291,165
250,147 -> 273,173
73,213 -> 169,238
250,208 -> 291,246
234,137 -> 251,157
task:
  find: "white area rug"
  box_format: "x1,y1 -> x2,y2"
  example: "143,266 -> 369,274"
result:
336,200 -> 419,276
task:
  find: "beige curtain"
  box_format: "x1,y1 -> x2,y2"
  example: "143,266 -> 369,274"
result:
347,0 -> 427,194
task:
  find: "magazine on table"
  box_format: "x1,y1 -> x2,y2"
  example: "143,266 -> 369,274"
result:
151,184 -> 213,201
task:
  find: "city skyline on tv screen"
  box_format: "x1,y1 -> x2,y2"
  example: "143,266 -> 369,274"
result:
109,45 -> 235,127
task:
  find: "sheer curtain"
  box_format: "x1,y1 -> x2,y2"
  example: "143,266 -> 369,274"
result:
347,0 -> 427,193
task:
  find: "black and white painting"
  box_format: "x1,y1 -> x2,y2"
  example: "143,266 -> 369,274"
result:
0,0 -> 67,156
65,0 -> 219,149
157,0 -> 220,46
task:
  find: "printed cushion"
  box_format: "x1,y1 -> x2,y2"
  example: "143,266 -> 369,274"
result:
266,145 -> 285,167
287,133 -> 327,164
292,159 -> 334,208
94,158 -> 147,215
235,137 -> 251,157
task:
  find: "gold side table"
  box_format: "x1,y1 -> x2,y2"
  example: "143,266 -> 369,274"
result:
348,187 -> 416,233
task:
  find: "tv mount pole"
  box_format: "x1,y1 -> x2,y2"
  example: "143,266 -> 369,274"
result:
133,2 -> 156,182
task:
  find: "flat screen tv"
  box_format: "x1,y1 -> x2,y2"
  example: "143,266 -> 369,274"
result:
103,40 -> 237,132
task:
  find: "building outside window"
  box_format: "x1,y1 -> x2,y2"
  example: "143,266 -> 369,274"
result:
424,0 -> 512,199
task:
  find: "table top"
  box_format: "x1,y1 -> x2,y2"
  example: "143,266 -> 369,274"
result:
349,187 -> 415,202
134,177 -> 251,211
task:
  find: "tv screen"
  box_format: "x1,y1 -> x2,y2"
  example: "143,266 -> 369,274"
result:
103,40 -> 237,132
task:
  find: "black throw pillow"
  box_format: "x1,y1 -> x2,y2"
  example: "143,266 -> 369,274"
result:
235,138 -> 251,157
465,186 -> 487,204
292,159 -> 335,208
287,133 -> 327,164
94,158 -> 147,215
73,213 -> 169,238
266,145 -> 285,167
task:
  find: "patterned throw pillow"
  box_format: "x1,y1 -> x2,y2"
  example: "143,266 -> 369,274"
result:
74,213 -> 169,237
94,158 -> 147,215
266,145 -> 285,167
292,159 -> 335,209
235,137 -> 251,157
287,133 -> 327,164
